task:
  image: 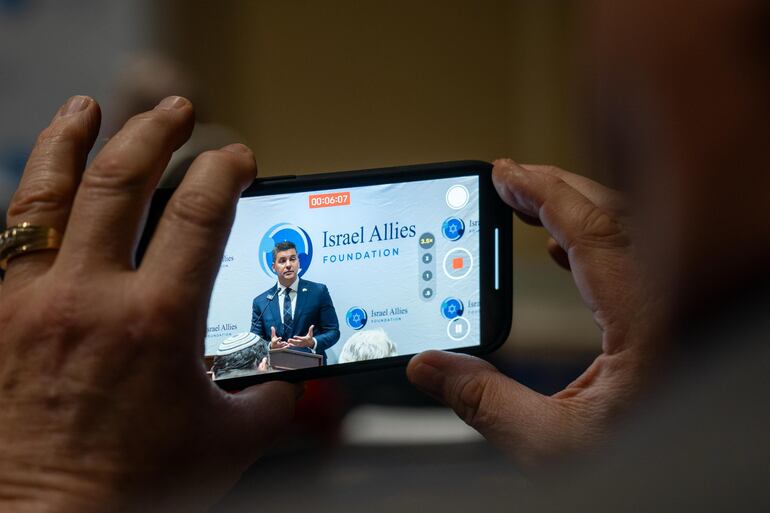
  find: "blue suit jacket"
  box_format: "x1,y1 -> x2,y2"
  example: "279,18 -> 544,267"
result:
250,279 -> 340,364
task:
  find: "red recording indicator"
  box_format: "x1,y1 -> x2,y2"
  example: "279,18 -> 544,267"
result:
308,192 -> 351,209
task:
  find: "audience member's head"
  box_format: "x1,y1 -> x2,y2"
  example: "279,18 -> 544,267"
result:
212,332 -> 269,378
338,329 -> 397,364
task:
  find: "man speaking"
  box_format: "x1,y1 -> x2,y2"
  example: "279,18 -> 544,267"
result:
251,241 -> 340,364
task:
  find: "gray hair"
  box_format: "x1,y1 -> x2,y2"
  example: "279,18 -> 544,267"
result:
212,340 -> 268,378
338,329 -> 397,364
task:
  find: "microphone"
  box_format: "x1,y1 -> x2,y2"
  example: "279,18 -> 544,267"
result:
252,287 -> 278,339
251,288 -> 281,369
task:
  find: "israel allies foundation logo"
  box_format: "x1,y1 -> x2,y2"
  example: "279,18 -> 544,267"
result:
346,307 -> 368,330
442,217 -> 465,241
259,223 -> 314,278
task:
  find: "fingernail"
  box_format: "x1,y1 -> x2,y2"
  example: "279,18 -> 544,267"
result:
410,362 -> 445,399
221,143 -> 252,154
156,96 -> 188,110
57,95 -> 90,118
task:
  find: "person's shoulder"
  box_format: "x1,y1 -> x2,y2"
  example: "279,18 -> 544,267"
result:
299,278 -> 327,292
253,285 -> 277,304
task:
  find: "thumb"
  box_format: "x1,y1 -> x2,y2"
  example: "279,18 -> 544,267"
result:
271,326 -> 276,338
307,325 -> 314,337
407,351 -> 556,461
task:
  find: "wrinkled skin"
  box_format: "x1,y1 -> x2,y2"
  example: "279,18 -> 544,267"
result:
0,96 -> 297,513
408,159 -> 662,469
408,0 -> 770,472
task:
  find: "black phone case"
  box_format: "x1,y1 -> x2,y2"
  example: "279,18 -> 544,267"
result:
140,160 -> 512,389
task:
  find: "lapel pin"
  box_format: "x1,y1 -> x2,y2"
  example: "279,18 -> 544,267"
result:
302,288 -> 308,292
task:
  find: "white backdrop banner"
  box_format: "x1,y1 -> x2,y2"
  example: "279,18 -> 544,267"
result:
205,175 -> 481,364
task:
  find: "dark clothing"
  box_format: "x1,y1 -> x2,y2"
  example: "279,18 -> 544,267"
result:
250,278 -> 340,364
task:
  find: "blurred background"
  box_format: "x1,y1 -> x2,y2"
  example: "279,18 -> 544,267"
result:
1,1 -> 602,509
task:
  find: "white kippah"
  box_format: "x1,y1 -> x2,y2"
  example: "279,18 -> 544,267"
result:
216,332 -> 262,355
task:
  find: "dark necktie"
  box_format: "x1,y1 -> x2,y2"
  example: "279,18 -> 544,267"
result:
282,288 -> 293,338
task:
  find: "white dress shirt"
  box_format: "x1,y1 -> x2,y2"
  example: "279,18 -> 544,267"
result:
276,280 -> 317,352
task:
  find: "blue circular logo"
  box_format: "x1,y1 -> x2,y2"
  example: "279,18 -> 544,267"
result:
442,217 -> 465,241
346,307 -> 368,330
259,223 -> 313,278
440,297 -> 464,319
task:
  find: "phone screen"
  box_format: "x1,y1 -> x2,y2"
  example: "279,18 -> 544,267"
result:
206,174 -> 482,380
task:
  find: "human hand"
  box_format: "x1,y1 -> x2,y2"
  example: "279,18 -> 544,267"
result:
0,96 -> 298,512
270,326 -> 288,349
408,159 -> 661,470
288,325 -> 315,349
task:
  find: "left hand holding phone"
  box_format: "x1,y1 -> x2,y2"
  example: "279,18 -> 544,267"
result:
0,96 -> 299,512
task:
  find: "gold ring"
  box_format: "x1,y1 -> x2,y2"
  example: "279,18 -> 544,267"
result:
0,222 -> 63,270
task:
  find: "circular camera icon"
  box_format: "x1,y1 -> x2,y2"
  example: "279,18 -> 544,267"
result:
446,185 -> 470,210
440,297 -> 465,320
446,317 -> 471,342
345,307 -> 368,330
442,217 -> 465,241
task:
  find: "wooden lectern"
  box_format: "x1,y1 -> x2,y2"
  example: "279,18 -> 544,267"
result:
269,347 -> 323,370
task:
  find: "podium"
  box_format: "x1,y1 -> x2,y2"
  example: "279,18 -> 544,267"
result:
270,347 -> 323,370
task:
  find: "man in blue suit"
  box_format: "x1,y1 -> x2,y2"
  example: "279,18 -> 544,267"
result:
251,241 -> 340,364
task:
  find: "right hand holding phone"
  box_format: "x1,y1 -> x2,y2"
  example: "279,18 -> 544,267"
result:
408,159 -> 660,470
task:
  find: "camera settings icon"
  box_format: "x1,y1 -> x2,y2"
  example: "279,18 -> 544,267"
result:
440,297 -> 465,320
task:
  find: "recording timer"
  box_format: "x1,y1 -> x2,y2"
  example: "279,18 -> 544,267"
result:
308,191 -> 351,209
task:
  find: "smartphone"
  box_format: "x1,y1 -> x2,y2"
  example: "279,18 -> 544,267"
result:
142,160 -> 512,389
